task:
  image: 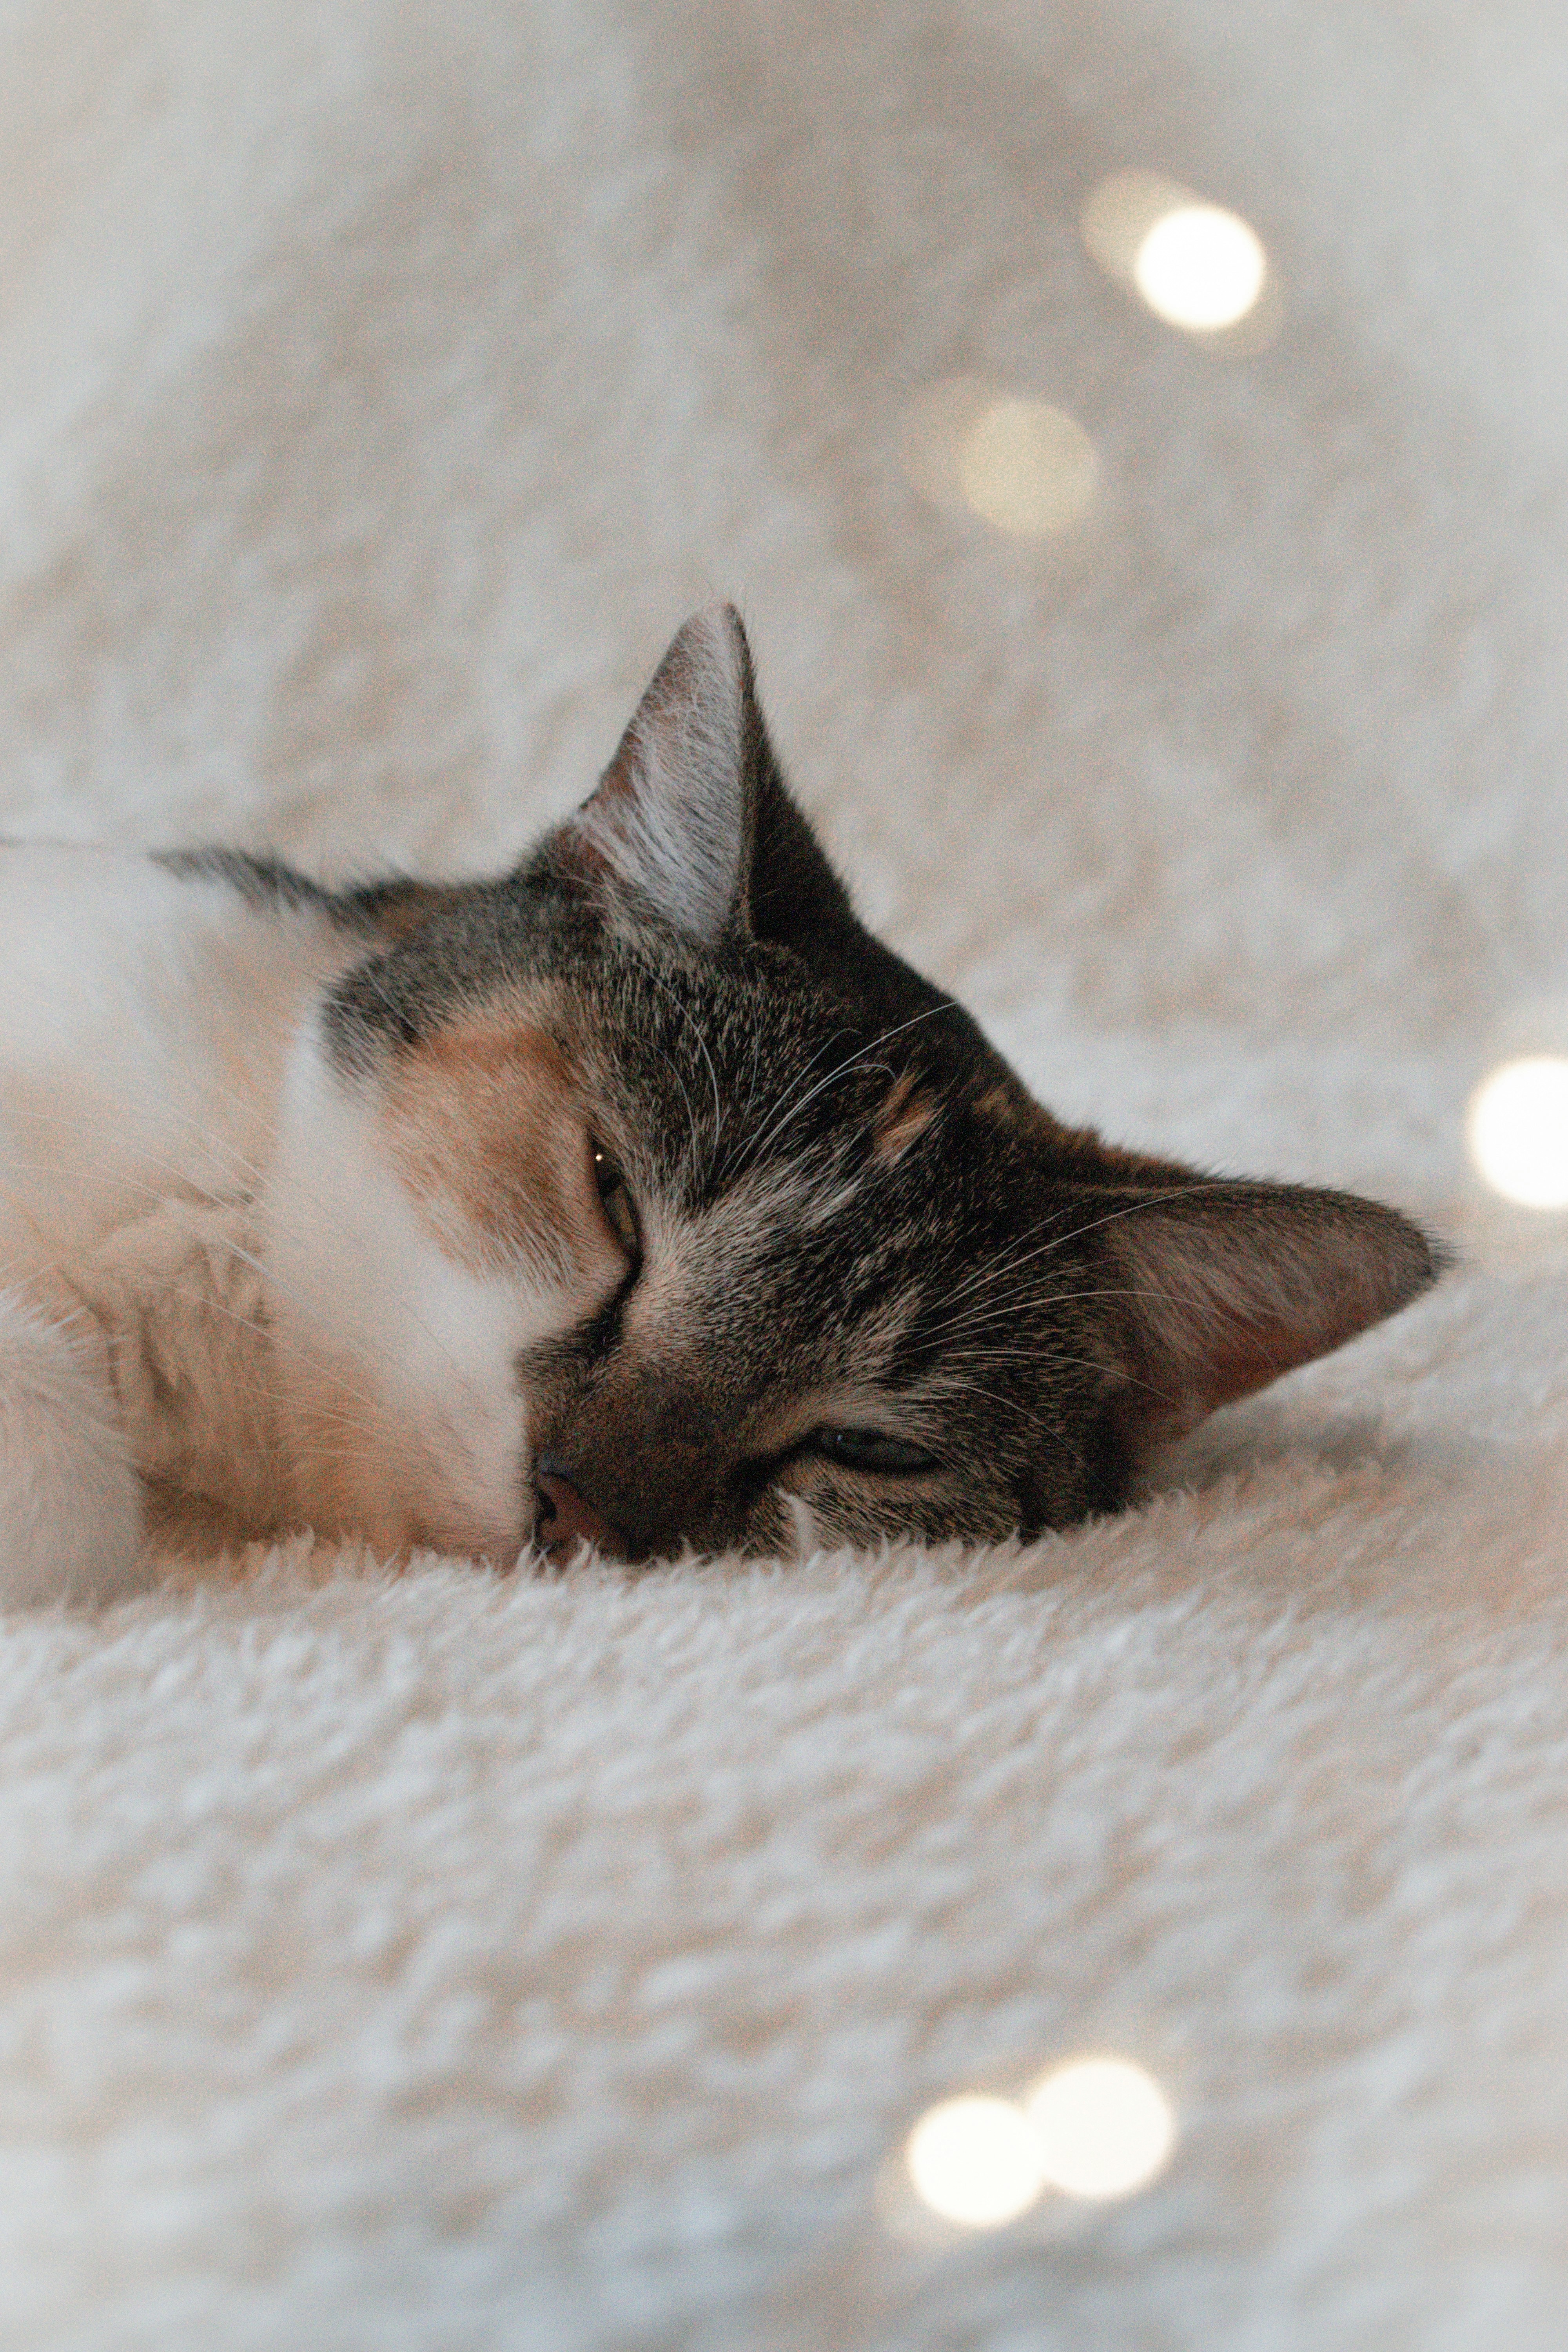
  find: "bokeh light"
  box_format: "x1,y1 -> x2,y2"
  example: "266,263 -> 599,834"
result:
1132,203 -> 1267,330
1467,1056 -> 1568,1209
904,2094 -> 1047,2227
956,397 -> 1099,539
1025,2056 -> 1176,2200
1082,169 -> 1272,341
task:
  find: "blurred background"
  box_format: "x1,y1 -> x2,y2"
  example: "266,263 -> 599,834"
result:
8,12 -> 1568,2347
6,0 -> 1567,1234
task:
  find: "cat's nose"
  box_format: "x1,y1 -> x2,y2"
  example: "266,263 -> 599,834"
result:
532,1463 -> 627,1563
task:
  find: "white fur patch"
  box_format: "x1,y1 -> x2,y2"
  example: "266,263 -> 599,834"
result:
0,845 -> 356,1260
263,1023 -> 586,1560
0,846 -> 363,1599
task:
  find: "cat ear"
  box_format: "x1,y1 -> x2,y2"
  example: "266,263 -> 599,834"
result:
554,603 -> 764,946
1095,1180 -> 1443,1447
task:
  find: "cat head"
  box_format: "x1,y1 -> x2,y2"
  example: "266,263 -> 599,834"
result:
265,604 -> 1442,1565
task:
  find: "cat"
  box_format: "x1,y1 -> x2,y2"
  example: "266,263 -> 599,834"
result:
0,603 -> 1442,1604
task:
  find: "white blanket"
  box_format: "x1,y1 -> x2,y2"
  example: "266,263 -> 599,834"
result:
2,2 -> 1565,2344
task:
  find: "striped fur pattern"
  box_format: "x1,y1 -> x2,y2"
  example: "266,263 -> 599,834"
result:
0,607 -> 1443,1597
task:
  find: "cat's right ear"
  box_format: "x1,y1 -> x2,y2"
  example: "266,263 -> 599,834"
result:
539,604 -> 766,947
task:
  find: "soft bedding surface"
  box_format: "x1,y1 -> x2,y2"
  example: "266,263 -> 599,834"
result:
3,3 -> 1567,2346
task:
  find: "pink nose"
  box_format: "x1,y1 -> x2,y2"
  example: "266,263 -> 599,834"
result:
534,1469 -> 625,1563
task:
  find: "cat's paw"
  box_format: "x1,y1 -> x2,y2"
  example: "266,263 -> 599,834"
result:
0,1287 -> 143,1607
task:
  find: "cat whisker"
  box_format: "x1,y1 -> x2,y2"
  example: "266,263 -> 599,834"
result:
935,1352 -> 1181,1415
917,1276 -> 1238,1349
679,983 -> 724,1162
742,1022 -> 852,1158
930,1181 -> 1240,1325
577,957 -> 706,1189
744,1002 -> 956,1169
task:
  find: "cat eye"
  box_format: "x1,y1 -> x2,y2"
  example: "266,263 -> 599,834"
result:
809,1427 -> 938,1477
592,1143 -> 641,1258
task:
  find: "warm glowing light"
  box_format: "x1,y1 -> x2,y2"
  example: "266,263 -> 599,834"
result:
1081,171 -> 1274,344
1133,204 -> 1267,330
956,397 -> 1098,539
1467,1056 -> 1568,1209
1025,2057 -> 1176,2200
905,2095 -> 1047,2227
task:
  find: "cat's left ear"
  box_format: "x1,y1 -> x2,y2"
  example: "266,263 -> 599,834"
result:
1096,1179 -> 1444,1449
548,604 -> 767,946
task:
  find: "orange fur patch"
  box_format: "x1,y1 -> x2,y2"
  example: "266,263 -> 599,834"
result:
873,1070 -> 938,1164
378,995 -> 617,1285
365,882 -> 460,941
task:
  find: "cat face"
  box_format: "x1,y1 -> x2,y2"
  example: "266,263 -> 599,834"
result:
265,606 -> 1441,1565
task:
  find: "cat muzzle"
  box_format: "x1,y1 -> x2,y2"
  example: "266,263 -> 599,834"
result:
532,1459 -> 629,1563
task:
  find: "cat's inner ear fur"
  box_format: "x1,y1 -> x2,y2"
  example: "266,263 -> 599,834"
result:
559,603 -> 764,946
1096,1180 -> 1443,1449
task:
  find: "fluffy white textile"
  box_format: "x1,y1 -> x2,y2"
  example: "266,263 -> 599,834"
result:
2,2 -> 1566,2344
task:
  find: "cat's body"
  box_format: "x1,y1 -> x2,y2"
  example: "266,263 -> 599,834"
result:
0,606 -> 1443,1603
0,847 -> 353,1591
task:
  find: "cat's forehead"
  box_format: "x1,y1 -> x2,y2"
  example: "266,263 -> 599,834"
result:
330,899 -> 1038,1272
468,938 -> 1021,1224
626,1079 -> 1042,1370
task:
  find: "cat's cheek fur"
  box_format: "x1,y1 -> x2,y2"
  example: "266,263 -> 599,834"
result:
262,1027 -> 573,1563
